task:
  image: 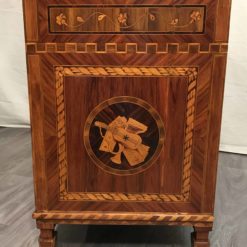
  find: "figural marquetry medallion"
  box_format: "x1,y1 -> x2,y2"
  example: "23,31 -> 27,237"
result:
84,97 -> 165,175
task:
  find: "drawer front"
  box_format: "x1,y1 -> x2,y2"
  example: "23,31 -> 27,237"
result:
23,0 -> 230,44
49,5 -> 205,34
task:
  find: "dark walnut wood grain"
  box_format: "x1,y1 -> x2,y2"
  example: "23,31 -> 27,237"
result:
23,0 -> 232,246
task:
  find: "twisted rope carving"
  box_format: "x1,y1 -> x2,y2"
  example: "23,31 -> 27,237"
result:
60,192 -> 184,202
56,67 -> 67,195
63,66 -> 190,77
55,66 -> 197,202
182,69 -> 197,199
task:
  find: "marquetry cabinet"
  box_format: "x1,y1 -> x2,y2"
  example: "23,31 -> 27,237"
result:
23,1 -> 231,246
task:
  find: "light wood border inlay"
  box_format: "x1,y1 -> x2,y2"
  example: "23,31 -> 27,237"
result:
33,211 -> 214,226
55,66 -> 198,202
26,42 -> 228,54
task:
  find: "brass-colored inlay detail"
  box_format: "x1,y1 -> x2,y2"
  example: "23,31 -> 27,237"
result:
95,117 -> 150,166
55,66 -> 197,202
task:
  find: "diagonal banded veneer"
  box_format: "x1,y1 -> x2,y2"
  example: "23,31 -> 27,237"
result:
56,66 -> 197,202
23,0 -> 232,246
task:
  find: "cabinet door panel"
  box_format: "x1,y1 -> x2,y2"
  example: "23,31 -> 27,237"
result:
65,76 -> 187,194
35,0 -> 218,43
38,53 -> 214,213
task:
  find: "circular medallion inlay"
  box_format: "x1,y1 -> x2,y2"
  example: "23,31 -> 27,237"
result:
84,96 -> 165,175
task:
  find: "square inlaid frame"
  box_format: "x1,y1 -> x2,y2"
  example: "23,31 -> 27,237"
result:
55,66 -> 198,202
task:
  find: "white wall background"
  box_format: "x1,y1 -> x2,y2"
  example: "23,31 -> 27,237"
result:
0,0 -> 247,154
220,0 -> 247,154
0,0 -> 29,127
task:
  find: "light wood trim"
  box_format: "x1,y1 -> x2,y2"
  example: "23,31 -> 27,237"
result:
26,42 -> 228,54
33,211 -> 214,223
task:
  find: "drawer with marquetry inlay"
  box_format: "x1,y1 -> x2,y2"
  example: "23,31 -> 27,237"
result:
23,1 -> 231,246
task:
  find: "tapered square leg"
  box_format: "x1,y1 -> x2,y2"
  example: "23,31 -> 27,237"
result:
37,222 -> 56,247
192,226 -> 212,247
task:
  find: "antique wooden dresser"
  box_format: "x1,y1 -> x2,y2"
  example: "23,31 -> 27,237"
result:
23,0 -> 231,246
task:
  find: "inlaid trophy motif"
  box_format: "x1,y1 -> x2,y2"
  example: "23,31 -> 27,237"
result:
84,97 -> 165,175
95,116 -> 150,166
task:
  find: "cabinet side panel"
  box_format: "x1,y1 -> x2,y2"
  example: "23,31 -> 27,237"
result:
202,55 -> 227,212
23,0 -> 38,41
27,55 -> 48,210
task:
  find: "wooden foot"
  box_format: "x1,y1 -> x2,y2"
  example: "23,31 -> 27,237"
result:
37,222 -> 56,247
192,226 -> 212,247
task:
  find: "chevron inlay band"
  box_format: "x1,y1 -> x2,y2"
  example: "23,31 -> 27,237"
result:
26,42 -> 228,54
